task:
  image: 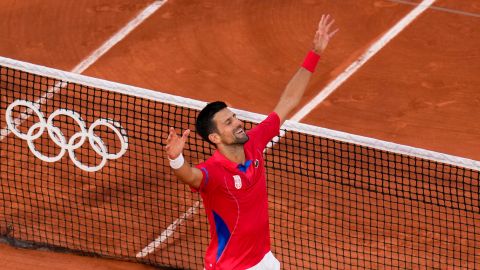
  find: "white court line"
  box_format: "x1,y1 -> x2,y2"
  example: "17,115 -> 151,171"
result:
136,201 -> 201,258
0,0 -> 168,141
290,0 -> 436,122
136,0 -> 438,257
388,0 -> 480,18
71,0 -> 167,74
135,110 -> 278,258
2,57 -> 477,171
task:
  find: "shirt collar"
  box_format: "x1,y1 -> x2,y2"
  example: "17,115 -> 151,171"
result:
238,160 -> 252,173
212,150 -> 251,173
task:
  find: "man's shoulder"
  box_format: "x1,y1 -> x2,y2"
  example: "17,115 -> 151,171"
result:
197,155 -> 215,167
245,112 -> 280,149
196,155 -> 223,173
193,156 -> 225,194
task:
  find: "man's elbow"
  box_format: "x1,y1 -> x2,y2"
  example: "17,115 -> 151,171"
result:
174,169 -> 200,187
279,98 -> 301,112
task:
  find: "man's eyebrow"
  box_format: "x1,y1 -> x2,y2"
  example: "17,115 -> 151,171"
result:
223,114 -> 235,124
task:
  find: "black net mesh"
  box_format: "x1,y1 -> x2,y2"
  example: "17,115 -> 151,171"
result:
0,64 -> 479,269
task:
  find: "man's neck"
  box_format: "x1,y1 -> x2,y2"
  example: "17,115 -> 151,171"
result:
218,144 -> 245,164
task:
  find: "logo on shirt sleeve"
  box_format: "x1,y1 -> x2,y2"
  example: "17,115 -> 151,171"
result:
233,175 -> 242,189
254,159 -> 259,168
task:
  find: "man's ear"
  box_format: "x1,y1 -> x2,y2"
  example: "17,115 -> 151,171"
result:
209,133 -> 221,145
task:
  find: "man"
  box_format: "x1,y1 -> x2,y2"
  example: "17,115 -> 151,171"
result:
165,15 -> 338,270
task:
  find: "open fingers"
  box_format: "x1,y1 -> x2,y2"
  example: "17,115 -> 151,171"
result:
326,18 -> 335,31
317,14 -> 338,37
318,14 -> 333,37
166,127 -> 177,144
328,28 -> 339,39
182,129 -> 190,142
324,14 -> 330,25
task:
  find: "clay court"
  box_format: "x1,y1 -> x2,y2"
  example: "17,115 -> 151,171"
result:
1,0 -> 479,269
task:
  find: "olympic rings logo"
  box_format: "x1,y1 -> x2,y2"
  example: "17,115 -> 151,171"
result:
5,99 -> 128,172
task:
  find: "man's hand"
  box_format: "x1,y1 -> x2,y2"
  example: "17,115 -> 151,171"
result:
165,127 -> 190,159
313,14 -> 339,54
164,127 -> 203,189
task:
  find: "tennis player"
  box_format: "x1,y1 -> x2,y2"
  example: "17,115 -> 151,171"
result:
165,15 -> 338,270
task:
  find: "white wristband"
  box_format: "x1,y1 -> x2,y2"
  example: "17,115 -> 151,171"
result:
169,153 -> 185,169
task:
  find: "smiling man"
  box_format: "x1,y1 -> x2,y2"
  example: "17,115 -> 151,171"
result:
164,15 -> 338,270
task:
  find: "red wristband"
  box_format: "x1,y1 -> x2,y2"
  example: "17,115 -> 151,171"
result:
301,51 -> 321,73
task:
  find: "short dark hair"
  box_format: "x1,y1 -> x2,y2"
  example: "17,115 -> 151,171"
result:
196,101 -> 227,145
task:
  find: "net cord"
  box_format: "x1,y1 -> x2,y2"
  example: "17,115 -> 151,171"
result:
1,55 -> 479,171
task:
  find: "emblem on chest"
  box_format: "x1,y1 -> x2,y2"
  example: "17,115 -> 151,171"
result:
233,175 -> 242,189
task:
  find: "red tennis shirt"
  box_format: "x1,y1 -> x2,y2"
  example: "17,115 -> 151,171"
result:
194,112 -> 280,270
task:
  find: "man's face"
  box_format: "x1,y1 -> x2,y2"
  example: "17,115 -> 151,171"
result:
211,108 -> 248,145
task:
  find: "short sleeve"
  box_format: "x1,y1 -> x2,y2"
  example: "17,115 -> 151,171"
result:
191,163 -> 210,193
247,112 -> 281,150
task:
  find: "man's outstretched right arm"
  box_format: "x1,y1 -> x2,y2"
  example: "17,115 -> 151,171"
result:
164,127 -> 203,190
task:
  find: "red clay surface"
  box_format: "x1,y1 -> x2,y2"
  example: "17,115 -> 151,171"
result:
430,0 -> 480,13
0,242 -> 156,270
0,0 -> 153,70
1,0 -> 479,269
303,0 -> 480,160
83,0 -> 413,115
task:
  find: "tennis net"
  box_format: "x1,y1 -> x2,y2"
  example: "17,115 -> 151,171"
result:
0,56 -> 479,269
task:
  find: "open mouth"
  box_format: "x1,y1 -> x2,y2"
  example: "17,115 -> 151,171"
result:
235,129 -> 245,135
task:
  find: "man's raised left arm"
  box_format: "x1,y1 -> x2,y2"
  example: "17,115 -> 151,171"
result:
274,14 -> 338,125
